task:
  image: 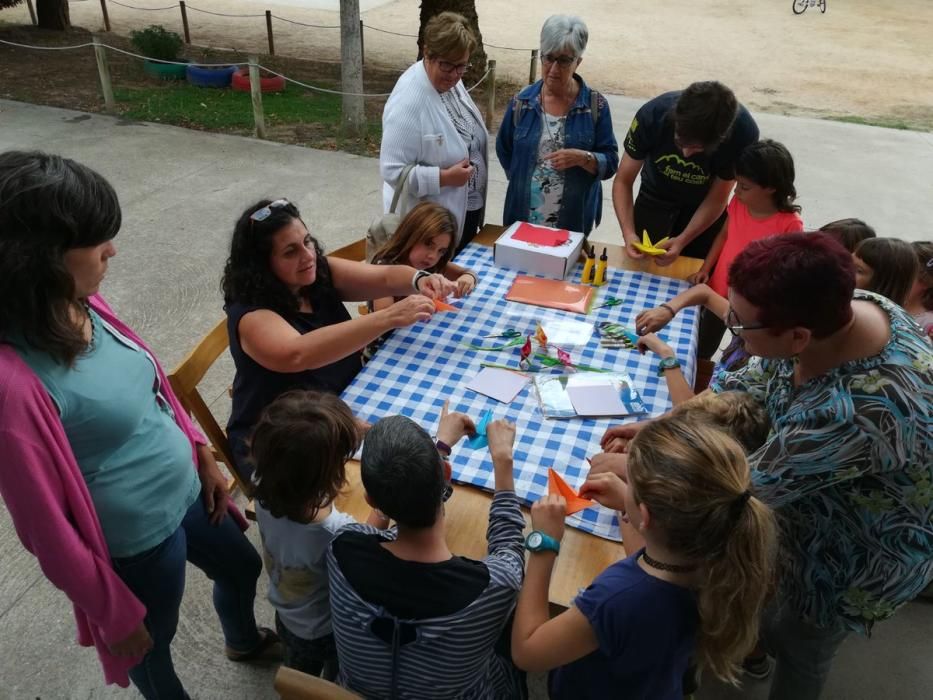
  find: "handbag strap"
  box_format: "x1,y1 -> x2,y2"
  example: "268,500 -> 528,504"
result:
389,163 -> 416,214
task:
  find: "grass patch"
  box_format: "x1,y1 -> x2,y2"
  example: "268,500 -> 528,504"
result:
113,82 -> 382,154
825,115 -> 915,131
116,83 -> 341,130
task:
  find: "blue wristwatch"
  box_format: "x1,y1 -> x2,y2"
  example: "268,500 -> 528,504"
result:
525,530 -> 560,554
656,356 -> 681,376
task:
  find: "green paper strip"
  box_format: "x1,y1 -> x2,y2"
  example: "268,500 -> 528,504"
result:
463,336 -> 525,351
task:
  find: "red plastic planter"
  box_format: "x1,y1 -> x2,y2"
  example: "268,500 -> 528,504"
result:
230,68 -> 286,93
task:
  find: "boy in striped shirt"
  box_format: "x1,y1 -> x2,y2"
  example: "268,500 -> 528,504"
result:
327,411 -> 526,699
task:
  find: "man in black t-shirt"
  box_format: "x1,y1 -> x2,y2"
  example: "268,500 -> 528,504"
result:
612,82 -> 759,265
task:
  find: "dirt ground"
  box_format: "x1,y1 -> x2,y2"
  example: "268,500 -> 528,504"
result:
3,0 -> 932,130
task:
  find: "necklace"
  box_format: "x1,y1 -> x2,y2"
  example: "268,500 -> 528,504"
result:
641,550 -> 697,574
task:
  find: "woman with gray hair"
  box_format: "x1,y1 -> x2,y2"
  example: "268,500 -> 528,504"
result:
497,15 -> 618,235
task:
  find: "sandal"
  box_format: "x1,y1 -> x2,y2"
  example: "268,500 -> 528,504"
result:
225,627 -> 284,663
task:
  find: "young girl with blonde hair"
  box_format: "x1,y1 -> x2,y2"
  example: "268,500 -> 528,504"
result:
511,415 -> 777,699
370,201 -> 479,311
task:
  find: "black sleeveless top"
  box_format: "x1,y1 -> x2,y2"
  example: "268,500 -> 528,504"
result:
225,294 -> 362,478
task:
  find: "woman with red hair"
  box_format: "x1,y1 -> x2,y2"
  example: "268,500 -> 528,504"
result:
601,232 -> 932,699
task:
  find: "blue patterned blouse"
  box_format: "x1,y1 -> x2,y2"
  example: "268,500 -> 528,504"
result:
711,291 -> 933,635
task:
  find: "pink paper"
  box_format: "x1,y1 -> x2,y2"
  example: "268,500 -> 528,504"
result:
511,222 -> 570,247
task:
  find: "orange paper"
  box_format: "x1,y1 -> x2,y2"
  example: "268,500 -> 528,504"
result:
433,298 -> 458,313
548,468 -> 596,515
505,275 -> 595,315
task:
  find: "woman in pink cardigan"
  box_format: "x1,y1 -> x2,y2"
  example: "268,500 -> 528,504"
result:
0,151 -> 279,698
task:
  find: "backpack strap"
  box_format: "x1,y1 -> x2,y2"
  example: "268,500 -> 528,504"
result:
590,89 -> 600,129
389,163 -> 416,214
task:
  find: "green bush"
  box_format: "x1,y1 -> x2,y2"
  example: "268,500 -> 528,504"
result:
130,25 -> 184,63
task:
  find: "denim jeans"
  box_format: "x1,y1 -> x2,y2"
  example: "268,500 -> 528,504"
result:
112,497 -> 263,700
760,600 -> 850,700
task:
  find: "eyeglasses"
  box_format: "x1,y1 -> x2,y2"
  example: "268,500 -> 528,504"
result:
541,53 -> 577,68
250,199 -> 290,223
726,308 -> 769,335
436,59 -> 472,75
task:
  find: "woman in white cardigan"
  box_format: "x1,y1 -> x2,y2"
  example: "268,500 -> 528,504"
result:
380,12 -> 489,253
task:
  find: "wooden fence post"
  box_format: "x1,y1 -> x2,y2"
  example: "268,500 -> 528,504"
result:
248,55 -> 266,139
92,35 -> 116,112
359,18 -> 364,66
25,0 -> 37,25
179,1 -> 190,44
265,10 -> 275,55
484,59 -> 496,130
98,0 -> 111,32
528,49 -> 538,86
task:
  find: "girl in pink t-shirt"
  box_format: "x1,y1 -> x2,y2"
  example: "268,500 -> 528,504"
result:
688,140 -> 804,358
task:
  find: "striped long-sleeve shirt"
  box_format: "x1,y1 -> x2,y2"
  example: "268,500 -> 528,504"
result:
326,490 -> 526,699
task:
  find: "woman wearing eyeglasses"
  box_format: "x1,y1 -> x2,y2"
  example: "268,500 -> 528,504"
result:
602,233 -> 932,698
0,152 -> 279,699
222,199 -> 456,482
496,15 -> 619,236
380,12 -> 488,253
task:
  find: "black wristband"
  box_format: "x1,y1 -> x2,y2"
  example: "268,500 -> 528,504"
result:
660,303 -> 676,318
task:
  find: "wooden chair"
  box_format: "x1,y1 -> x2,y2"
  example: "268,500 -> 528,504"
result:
693,358 -> 716,394
167,318 -> 254,500
274,667 -> 362,700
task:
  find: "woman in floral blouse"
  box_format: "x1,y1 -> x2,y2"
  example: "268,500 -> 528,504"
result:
603,232 -> 931,700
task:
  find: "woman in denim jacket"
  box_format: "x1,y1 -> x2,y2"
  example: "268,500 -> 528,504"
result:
496,15 -> 618,235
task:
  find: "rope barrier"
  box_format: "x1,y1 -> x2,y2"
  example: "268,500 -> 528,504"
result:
109,0 -> 175,11
360,23 -> 417,39
0,38 -> 490,97
271,15 -> 339,29
85,1 -> 534,51
466,66 -> 492,93
185,4 -> 264,18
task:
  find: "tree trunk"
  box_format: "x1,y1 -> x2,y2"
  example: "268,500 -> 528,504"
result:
418,0 -> 487,86
36,0 -> 70,30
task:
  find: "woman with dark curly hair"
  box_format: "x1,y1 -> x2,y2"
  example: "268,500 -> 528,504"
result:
0,151 -> 279,700
222,198 -> 456,479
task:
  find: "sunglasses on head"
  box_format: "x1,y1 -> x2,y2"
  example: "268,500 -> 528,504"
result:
250,199 -> 290,223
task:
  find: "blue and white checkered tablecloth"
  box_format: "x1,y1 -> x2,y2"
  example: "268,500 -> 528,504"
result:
341,244 -> 699,541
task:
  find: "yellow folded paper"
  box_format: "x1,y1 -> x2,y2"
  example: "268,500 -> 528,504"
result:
632,230 -> 670,256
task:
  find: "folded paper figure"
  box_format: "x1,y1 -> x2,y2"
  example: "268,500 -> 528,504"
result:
464,409 -> 493,449
548,467 -> 596,515
434,298 -> 458,313
632,230 -> 670,256
511,222 -> 570,247
505,275 -> 595,315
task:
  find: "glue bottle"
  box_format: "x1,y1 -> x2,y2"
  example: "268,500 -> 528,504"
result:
594,247 -> 608,286
581,244 -> 596,284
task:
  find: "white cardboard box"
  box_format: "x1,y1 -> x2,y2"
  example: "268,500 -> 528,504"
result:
493,222 -> 586,280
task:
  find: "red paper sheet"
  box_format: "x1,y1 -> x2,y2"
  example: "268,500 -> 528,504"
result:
511,222 -> 570,247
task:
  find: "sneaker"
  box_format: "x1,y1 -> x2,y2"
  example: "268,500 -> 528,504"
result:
742,654 -> 775,680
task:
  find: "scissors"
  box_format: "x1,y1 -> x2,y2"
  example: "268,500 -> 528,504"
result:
482,329 -> 522,339
592,297 -> 623,310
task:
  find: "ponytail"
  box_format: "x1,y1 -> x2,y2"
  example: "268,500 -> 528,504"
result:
697,493 -> 776,682
627,415 -> 778,685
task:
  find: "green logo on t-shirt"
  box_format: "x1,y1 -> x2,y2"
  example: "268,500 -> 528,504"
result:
654,153 -> 709,185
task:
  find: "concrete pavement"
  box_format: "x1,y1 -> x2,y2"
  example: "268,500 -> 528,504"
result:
0,97 -> 931,699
